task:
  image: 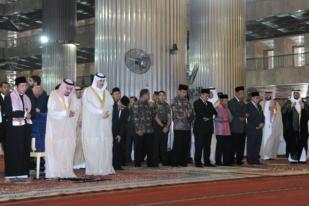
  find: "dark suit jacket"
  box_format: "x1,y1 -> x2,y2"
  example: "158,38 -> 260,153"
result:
0,94 -> 5,118
26,88 -> 48,118
112,103 -> 129,139
0,94 -> 7,141
193,98 -> 217,134
245,101 -> 265,135
228,97 -> 246,134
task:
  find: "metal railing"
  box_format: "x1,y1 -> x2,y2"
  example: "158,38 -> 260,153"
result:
247,52 -> 309,70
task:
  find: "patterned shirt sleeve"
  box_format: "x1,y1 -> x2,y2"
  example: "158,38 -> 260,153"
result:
188,101 -> 194,122
133,103 -> 143,131
188,101 -> 193,113
154,103 -> 159,115
167,104 -> 171,115
151,104 -> 156,118
170,99 -> 176,120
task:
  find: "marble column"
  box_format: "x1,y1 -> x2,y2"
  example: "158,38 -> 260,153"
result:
189,0 -> 246,96
41,0 -> 77,93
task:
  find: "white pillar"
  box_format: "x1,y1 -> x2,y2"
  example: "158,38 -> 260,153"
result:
189,0 -> 246,96
41,0 -> 77,93
95,0 -> 188,101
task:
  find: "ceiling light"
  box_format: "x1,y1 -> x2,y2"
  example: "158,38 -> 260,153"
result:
40,35 -> 49,44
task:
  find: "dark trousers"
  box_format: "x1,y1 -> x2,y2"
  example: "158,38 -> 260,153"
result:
215,135 -> 233,165
125,125 -> 135,163
172,130 -> 191,166
134,133 -> 155,167
186,137 -> 192,163
0,122 -> 7,152
125,132 -> 135,163
120,135 -> 126,165
154,123 -> 169,165
246,131 -> 262,164
5,124 -> 31,176
113,138 -> 123,169
194,131 -> 212,165
231,132 -> 246,164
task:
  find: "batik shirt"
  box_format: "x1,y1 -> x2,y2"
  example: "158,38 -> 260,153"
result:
171,96 -> 193,130
155,102 -> 171,124
133,100 -> 155,134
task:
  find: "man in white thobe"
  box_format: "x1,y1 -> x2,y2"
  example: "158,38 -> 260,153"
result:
260,91 -> 283,160
73,86 -> 85,169
45,79 -> 77,178
208,87 -> 219,164
82,73 -> 115,175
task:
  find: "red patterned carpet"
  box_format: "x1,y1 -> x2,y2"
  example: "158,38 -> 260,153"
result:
1,175 -> 309,206
0,156 -> 309,205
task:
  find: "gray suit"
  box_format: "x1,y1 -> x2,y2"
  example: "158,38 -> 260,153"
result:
228,97 -> 246,164
245,101 -> 265,164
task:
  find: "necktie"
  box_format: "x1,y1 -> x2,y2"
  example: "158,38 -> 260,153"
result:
20,95 -> 25,111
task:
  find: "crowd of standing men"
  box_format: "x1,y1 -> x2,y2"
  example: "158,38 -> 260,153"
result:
0,73 -> 308,180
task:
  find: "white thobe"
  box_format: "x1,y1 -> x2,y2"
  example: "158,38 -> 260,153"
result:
261,101 -> 283,160
209,99 -> 219,164
307,121 -> 309,160
73,98 -> 85,169
45,91 -> 77,178
82,87 -> 115,176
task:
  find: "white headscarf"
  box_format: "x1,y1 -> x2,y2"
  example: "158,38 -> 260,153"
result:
58,79 -> 75,97
208,87 -> 219,104
290,90 -> 302,112
263,91 -> 275,101
92,73 -> 107,94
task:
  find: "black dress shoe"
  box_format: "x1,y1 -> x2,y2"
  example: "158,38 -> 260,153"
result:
115,167 -> 124,170
195,163 -> 203,168
148,164 -> 159,168
237,161 -> 244,165
204,163 -> 216,167
223,163 -> 233,166
162,163 -> 170,166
